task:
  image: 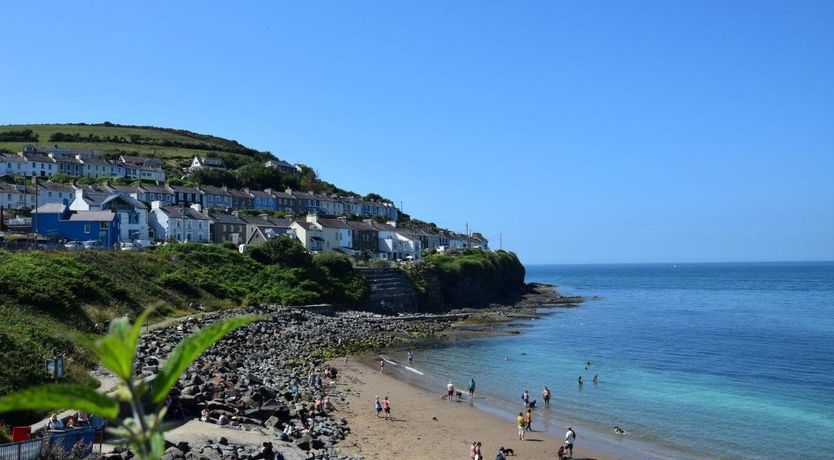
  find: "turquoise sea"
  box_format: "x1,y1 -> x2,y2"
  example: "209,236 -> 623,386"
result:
402,262 -> 834,459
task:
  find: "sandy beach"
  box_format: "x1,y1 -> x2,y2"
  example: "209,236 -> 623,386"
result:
333,358 -> 609,460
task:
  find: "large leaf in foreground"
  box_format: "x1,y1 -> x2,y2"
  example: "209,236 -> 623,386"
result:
151,315 -> 257,403
0,384 -> 119,419
82,308 -> 154,381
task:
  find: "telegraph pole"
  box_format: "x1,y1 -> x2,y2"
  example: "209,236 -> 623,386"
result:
499,232 -> 503,250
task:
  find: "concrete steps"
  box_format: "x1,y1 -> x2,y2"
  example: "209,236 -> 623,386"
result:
358,267 -> 418,312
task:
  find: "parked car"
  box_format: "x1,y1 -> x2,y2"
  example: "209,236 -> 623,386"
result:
64,240 -> 82,250
120,242 -> 138,252
82,240 -> 101,250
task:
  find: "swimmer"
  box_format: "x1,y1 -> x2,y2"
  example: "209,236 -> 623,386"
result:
593,374 -> 599,384
578,376 -> 584,385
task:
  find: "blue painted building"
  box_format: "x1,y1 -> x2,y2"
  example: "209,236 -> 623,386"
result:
33,202 -> 120,246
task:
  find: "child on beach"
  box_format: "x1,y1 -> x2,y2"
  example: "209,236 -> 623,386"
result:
374,396 -> 382,417
382,396 -> 391,421
517,412 -> 525,440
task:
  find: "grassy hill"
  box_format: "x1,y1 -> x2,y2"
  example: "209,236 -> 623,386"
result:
0,122 -> 275,174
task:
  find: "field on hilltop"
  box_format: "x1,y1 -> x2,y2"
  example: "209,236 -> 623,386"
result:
0,122 -> 275,173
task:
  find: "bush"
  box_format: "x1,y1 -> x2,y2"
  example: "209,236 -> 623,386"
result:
313,252 -> 353,277
246,237 -> 311,267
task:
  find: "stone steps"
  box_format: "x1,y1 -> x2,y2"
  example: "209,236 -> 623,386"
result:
358,267 -> 417,312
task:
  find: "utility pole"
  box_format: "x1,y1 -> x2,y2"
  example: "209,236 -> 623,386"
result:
32,177 -> 39,249
499,232 -> 503,250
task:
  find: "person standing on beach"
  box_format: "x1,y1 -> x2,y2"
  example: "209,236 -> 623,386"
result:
379,358 -> 385,374
543,386 -> 551,406
381,396 -> 391,421
521,389 -> 530,407
517,412 -> 525,440
468,378 -> 476,405
524,408 -> 533,431
374,396 -> 382,417
407,350 -> 414,365
447,381 -> 455,402
565,426 -> 576,458
470,441 -> 477,460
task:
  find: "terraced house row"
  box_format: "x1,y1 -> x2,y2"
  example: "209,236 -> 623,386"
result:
1,145 -> 166,181
28,186 -> 487,260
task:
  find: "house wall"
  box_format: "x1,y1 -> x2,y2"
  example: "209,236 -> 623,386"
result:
34,212 -> 119,246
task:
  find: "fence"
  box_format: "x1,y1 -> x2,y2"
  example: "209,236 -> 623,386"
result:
0,427 -> 101,460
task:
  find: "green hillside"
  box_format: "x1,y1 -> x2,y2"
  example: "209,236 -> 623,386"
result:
0,122 -> 274,174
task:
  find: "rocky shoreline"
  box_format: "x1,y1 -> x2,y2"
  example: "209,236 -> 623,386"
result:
100,283 -> 579,460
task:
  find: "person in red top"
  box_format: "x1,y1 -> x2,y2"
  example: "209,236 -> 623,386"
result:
381,396 -> 391,421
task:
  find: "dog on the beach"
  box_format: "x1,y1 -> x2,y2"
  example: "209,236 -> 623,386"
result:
441,390 -> 463,400
502,447 -> 515,456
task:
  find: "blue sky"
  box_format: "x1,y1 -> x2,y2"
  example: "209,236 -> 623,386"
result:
2,1 -> 832,263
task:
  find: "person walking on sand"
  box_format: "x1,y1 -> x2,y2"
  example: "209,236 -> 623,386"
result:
468,378 -> 476,404
525,408 -> 534,431
517,412 -> 525,440
543,386 -> 551,407
381,396 -> 391,421
565,426 -> 576,458
373,396 -> 382,417
379,358 -> 385,374
470,441 -> 477,460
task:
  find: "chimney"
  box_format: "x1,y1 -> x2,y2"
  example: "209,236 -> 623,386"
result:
151,200 -> 162,210
232,210 -> 240,217
305,212 -> 317,223
190,203 -> 202,213
285,188 -> 292,194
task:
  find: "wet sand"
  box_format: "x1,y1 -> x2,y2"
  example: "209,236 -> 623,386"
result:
333,359 -> 608,460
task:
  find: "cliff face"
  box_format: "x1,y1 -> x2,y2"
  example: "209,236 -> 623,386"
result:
405,250 -> 526,311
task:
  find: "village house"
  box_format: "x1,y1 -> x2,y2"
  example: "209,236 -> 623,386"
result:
32,202 -> 120,247
227,187 -> 254,210
134,184 -> 176,205
120,156 -> 166,182
263,158 -> 297,175
190,156 -> 226,171
70,188 -> 149,243
288,190 -> 320,214
208,212 -> 248,244
345,220 -> 379,255
18,152 -> 57,177
289,217 -> 325,252
169,185 -> 202,207
34,180 -> 76,205
198,185 -> 232,210
270,189 -> 297,213
239,215 -> 294,245
368,220 -> 421,260
1,152 -> 30,177
149,201 -> 210,242
247,189 -> 276,211
315,216 -> 355,254
0,182 -> 36,209
49,153 -> 84,176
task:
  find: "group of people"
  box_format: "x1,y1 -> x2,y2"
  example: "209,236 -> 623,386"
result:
47,412 -> 91,430
373,395 -> 392,421
470,441 -> 513,460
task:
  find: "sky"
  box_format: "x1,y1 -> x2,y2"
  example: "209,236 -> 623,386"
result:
2,1 -> 833,264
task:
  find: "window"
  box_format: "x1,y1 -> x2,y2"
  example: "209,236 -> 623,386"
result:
84,224 -> 91,233
128,213 -> 139,224
101,221 -> 109,229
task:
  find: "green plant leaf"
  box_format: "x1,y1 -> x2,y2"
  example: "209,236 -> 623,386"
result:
0,384 -> 119,419
151,315 -> 257,403
82,309 -> 154,381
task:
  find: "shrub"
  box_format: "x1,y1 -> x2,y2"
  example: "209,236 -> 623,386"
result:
246,237 -> 311,267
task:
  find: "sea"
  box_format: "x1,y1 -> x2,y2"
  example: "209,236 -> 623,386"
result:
394,262 -> 834,459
